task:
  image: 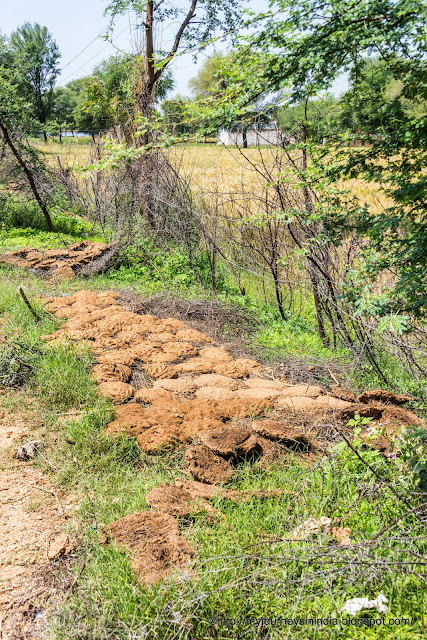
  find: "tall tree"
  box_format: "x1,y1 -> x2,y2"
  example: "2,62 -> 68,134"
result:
10,22 -> 60,142
278,96 -> 340,143
78,53 -> 174,142
0,31 -> 13,68
105,0 -> 243,226
339,57 -> 408,138
52,81 -> 81,136
188,52 -> 229,99
106,1 -> 241,122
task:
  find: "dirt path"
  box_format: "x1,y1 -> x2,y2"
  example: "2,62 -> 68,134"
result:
0,395 -> 75,640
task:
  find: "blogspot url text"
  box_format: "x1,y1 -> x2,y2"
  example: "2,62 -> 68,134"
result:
208,616 -> 414,629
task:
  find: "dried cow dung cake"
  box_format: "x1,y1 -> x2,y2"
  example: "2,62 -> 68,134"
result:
101,511 -> 195,584
184,445 -> 234,484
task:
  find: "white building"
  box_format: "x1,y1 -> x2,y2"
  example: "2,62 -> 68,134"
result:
218,122 -> 282,146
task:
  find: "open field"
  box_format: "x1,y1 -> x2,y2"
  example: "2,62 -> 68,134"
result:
31,138 -> 393,214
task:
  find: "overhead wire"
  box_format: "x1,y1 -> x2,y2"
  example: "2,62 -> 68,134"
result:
60,24 -> 110,72
60,23 -> 133,84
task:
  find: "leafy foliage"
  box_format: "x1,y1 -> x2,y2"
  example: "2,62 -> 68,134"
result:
105,0 -> 244,52
188,0 -> 427,321
9,22 -> 60,135
398,426 -> 427,492
277,95 -> 340,142
0,342 -> 36,387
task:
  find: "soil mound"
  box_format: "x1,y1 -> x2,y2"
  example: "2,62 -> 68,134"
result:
357,389 -> 413,405
214,358 -> 261,378
280,384 -> 323,398
92,363 -> 132,383
330,385 -> 358,403
174,478 -> 282,503
145,484 -> 219,518
236,387 -> 282,401
153,378 -> 197,394
39,289 -> 425,482
97,381 -> 134,402
104,403 -> 151,436
193,374 -> 240,390
252,420 -> 315,451
380,405 -> 425,429
146,481 -> 282,517
195,387 -> 237,401
243,378 -> 287,390
197,425 -> 257,457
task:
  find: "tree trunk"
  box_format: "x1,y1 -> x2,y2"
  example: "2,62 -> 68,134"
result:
0,118 -> 54,231
243,128 -> 248,148
201,226 -> 245,296
309,269 -> 329,346
133,0 -> 198,229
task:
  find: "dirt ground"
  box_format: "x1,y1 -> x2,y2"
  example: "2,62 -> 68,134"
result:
0,395 -> 76,640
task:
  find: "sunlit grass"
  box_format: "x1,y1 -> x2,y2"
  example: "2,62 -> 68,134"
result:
31,137 -> 94,167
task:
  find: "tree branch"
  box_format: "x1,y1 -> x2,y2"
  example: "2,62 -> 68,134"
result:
154,0 -> 198,81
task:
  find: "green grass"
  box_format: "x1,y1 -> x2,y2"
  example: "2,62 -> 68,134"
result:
39,412 -> 427,640
0,270 -> 426,639
0,196 -> 106,251
42,387 -> 426,640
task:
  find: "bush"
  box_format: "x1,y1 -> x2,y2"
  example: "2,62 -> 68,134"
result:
108,236 -> 227,292
0,194 -> 89,236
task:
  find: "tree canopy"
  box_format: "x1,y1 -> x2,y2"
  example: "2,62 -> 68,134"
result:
9,22 -> 61,140
188,52 -> 230,99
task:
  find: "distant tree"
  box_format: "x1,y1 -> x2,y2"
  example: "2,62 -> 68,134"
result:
188,51 -> 278,146
92,53 -> 136,133
339,57 -> 418,139
10,22 -> 61,142
0,31 -> 13,68
51,82 -> 81,138
52,78 -> 106,140
188,52 -> 229,99
78,54 -> 175,142
278,96 -> 341,143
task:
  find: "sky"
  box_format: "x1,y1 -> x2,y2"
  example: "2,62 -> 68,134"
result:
1,0 -> 347,96
1,0 -> 267,94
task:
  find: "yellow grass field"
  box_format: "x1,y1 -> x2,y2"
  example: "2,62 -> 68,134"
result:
33,137 -> 392,214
